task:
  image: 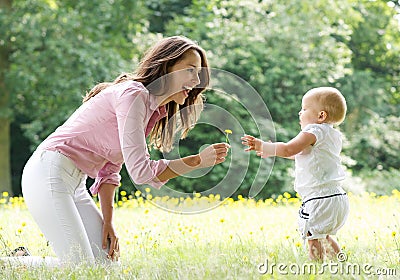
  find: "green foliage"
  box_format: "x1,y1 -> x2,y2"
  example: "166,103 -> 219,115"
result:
163,0 -> 358,196
343,115 -> 400,171
145,0 -> 192,33
4,0 -> 148,148
2,0 -> 400,197
358,168 -> 400,195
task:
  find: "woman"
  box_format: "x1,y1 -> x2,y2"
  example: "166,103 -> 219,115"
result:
17,36 -> 230,265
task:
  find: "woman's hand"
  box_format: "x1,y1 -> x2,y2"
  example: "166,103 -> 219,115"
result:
102,222 -> 120,261
98,183 -> 120,261
198,142 -> 230,168
156,143 -> 230,181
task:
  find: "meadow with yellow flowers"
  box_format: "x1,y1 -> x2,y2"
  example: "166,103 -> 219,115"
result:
1,190 -> 399,279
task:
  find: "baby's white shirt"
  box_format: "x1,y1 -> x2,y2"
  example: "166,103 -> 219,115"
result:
294,123 -> 346,198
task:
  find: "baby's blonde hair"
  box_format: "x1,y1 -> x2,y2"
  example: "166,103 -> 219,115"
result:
305,87 -> 347,125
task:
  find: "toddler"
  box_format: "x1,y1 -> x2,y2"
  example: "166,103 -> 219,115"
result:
242,87 -> 349,261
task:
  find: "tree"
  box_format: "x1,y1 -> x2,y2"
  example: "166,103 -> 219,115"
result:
3,0 -> 149,194
339,0 -> 400,174
164,0 -> 357,197
145,0 -> 192,33
0,0 -> 12,195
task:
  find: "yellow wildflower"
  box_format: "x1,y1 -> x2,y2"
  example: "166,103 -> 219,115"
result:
224,129 -> 232,143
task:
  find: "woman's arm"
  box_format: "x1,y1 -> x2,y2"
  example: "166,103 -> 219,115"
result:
157,143 -> 230,181
98,183 -> 119,261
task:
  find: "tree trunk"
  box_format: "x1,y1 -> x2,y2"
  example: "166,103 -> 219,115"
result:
0,0 -> 13,195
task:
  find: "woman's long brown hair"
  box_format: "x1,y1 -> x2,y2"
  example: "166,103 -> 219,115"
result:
83,36 -> 210,152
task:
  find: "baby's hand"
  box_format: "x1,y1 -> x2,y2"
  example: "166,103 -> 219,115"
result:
241,135 -> 255,151
241,135 -> 263,153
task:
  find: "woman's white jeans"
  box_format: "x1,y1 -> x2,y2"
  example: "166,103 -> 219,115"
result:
21,150 -> 109,265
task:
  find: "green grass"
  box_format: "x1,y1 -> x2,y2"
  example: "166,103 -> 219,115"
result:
1,192 -> 399,279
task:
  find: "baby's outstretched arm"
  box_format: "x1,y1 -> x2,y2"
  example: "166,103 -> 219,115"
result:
242,131 -> 316,159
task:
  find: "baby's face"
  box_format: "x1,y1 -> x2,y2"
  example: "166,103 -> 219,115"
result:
298,95 -> 322,129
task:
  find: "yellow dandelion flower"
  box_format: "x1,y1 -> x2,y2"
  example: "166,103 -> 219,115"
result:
224,129 -> 232,143
283,192 -> 291,199
135,190 -> 141,197
220,218 -> 225,223
392,231 -> 396,237
285,235 -> 290,240
144,209 -> 149,214
295,242 -> 301,247
17,228 -> 22,234
120,191 -> 127,196
145,188 -> 151,193
21,222 -> 27,227
134,235 -> 138,239
2,192 -> 9,197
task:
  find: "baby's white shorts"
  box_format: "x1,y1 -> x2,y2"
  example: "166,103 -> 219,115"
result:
298,184 -> 349,240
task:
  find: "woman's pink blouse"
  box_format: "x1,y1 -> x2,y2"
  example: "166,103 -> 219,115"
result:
39,80 -> 169,194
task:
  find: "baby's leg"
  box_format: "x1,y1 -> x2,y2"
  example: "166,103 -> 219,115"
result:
324,235 -> 340,258
307,239 -> 323,261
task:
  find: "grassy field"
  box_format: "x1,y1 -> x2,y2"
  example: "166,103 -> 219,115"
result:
0,190 -> 399,279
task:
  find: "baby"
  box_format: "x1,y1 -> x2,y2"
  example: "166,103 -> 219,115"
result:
242,87 -> 349,261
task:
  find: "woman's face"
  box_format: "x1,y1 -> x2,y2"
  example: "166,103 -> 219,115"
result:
161,49 -> 202,105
